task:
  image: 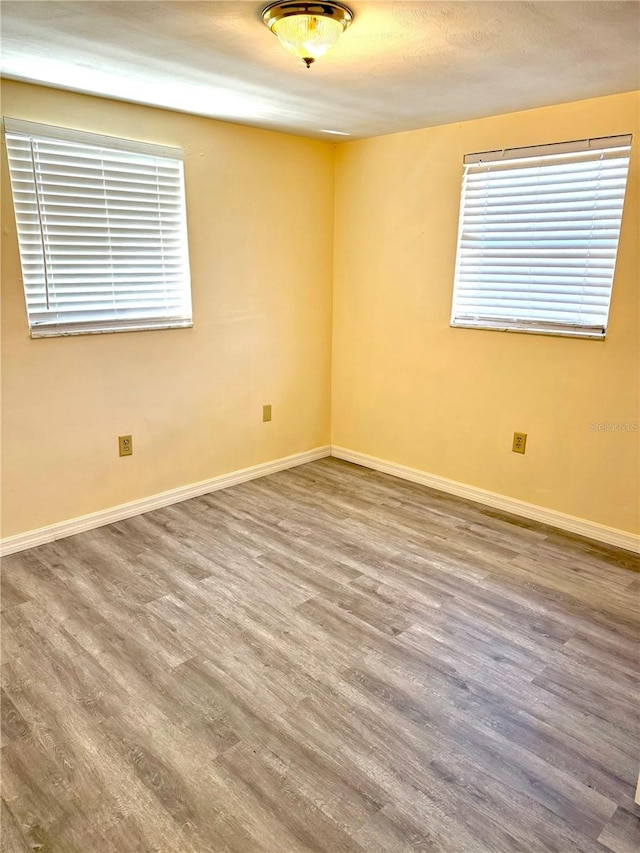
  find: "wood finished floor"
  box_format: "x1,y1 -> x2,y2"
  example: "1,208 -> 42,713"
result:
1,458 -> 639,853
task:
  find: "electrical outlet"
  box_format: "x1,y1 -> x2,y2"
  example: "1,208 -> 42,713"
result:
118,434 -> 133,457
512,432 -> 527,454
262,404 -> 272,423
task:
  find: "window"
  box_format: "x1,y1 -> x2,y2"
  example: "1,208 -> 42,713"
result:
4,118 -> 192,337
450,135 -> 632,338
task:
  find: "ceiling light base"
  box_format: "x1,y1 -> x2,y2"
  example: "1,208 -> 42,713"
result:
262,2 -> 354,30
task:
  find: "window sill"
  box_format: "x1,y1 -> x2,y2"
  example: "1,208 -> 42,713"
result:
450,321 -> 606,340
29,321 -> 194,339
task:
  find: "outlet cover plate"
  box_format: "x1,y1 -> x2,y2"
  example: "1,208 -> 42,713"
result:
512,432 -> 527,454
119,435 -> 133,457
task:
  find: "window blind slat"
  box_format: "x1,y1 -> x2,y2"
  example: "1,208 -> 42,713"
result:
450,136 -> 631,337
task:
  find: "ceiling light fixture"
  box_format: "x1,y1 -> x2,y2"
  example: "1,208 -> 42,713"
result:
262,2 -> 354,68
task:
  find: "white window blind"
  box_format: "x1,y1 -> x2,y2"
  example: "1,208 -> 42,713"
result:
450,135 -> 632,338
4,118 -> 192,337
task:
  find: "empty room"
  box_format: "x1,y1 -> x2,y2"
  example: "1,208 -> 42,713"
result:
1,1 -> 639,851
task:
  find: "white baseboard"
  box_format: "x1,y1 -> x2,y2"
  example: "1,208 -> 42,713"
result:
0,446 -> 331,557
3,444 -> 638,556
331,446 -> 640,554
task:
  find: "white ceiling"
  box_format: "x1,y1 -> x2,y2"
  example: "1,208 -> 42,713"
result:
1,1 -> 639,140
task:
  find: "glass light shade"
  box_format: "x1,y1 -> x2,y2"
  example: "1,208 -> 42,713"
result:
272,14 -> 343,65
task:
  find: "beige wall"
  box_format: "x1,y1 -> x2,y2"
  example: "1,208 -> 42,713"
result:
2,83 -> 638,540
333,92 -> 639,534
1,81 -> 334,537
